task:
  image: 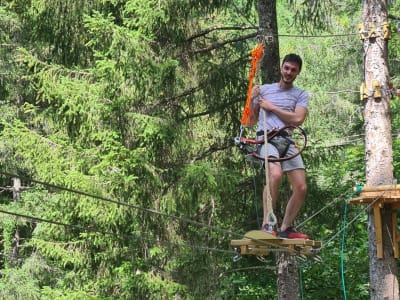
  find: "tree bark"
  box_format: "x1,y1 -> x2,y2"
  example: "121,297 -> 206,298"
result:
362,0 -> 399,299
258,0 -> 280,84
258,1 -> 299,298
276,252 -> 300,300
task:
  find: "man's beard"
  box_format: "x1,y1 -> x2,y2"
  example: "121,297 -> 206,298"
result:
282,76 -> 294,84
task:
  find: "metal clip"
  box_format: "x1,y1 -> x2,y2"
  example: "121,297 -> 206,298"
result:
256,255 -> 267,263
233,252 -> 242,262
383,21 -> 391,39
264,35 -> 273,44
368,23 -> 377,38
372,80 -> 381,99
358,23 -> 367,40
360,82 -> 368,101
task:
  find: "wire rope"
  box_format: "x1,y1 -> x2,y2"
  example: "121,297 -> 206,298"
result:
0,171 -> 293,253
295,190 -> 353,230
248,158 -> 261,228
0,207 -> 238,256
0,171 -> 243,238
320,193 -> 383,249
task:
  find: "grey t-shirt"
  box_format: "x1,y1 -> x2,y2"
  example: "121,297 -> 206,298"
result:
253,83 -> 308,132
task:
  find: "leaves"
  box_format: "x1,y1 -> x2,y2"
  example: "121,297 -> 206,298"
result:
1,0 -> 400,299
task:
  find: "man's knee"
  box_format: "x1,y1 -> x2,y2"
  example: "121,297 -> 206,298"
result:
269,164 -> 283,183
294,182 -> 307,196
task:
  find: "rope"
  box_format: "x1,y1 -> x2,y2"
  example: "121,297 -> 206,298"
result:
263,110 -> 277,230
340,198 -> 348,300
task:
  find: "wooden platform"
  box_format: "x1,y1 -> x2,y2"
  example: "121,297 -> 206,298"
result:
231,230 -> 322,257
349,184 -> 400,258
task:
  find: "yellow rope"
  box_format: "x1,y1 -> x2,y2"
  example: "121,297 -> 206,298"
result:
263,110 -> 277,230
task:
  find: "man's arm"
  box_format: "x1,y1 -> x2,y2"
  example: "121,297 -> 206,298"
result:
259,99 -> 307,126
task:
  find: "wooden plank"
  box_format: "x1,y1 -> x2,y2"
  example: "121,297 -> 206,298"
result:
240,245 -> 248,255
231,238 -> 321,248
244,230 -> 279,240
360,191 -> 400,199
360,184 -> 400,192
246,247 -> 270,256
373,205 -> 383,259
349,196 -> 400,205
348,197 -> 368,204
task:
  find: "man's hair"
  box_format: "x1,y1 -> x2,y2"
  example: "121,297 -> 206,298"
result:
282,53 -> 303,72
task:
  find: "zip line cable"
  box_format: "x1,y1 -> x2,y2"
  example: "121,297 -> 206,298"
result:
0,208 -> 238,256
0,208 -> 128,239
246,158 -> 262,228
295,190 -> 354,230
0,172 -> 382,259
0,175 -> 386,258
0,171 -> 292,252
0,171 -> 241,238
320,193 -> 383,250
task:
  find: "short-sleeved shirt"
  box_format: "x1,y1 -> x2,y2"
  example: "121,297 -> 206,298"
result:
253,83 -> 308,132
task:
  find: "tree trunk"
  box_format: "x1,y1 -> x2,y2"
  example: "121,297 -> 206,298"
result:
12,177 -> 21,201
276,252 -> 300,299
258,0 -> 280,84
362,0 -> 399,299
258,1 -> 299,298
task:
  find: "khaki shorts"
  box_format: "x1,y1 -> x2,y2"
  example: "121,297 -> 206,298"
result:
258,137 -> 305,172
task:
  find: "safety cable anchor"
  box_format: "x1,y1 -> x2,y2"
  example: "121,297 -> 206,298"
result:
358,21 -> 391,41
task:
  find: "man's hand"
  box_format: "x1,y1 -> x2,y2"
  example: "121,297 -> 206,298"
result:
251,85 -> 260,100
259,98 -> 308,126
259,99 -> 275,112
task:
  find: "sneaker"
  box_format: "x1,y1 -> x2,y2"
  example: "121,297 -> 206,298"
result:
279,227 -> 309,239
261,224 -> 277,236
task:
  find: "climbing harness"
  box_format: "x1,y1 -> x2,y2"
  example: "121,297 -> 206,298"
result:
236,41 -> 307,163
234,125 -> 307,163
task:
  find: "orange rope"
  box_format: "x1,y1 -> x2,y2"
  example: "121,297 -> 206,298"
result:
240,43 -> 264,127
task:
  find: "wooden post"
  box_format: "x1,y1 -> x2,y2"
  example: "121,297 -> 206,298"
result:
373,204 -> 383,258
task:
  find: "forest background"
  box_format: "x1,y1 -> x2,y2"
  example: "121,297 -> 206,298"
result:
0,0 -> 400,299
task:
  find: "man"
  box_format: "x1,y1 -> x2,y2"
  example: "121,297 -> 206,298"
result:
250,53 -> 309,239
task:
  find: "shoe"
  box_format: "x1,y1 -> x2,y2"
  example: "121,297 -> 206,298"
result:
261,224 -> 276,236
278,227 -> 309,239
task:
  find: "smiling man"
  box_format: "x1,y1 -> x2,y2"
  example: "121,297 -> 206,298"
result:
250,53 -> 309,239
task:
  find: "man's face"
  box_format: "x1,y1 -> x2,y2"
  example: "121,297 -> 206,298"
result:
280,61 -> 301,85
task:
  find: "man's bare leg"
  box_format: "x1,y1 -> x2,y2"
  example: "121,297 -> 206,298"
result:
280,169 -> 307,232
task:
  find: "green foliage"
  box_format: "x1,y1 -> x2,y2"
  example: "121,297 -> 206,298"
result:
0,0 -> 399,299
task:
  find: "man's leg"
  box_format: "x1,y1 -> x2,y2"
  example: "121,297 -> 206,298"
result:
262,162 -> 282,229
280,168 -> 307,232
